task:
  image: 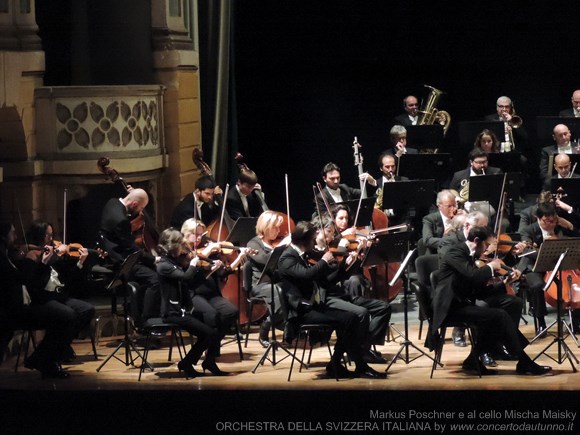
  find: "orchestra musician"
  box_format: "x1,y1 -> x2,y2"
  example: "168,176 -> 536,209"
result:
539,124 -> 579,179
484,96 -> 528,151
181,218 -> 245,356
314,214 -> 391,364
20,220 -> 95,375
422,189 -> 463,255
225,168 -> 268,220
1,220 -> 78,378
372,152 -> 409,227
392,95 -> 419,127
246,211 -> 290,348
449,148 -> 503,204
170,175 -> 223,229
99,188 -> 160,323
542,153 -> 580,191
385,125 -> 419,158
518,202 -> 580,336
156,228 -> 225,377
473,129 -> 501,154
519,190 -> 580,234
277,221 -> 386,379
429,225 -> 551,376
559,90 -> 580,118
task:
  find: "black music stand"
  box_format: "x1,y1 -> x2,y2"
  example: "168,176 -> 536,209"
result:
335,197 -> 375,228
530,238 -> 580,372
96,251 -> 144,372
227,217 -> 258,246
406,125 -> 444,150
397,154 -> 452,188
251,245 -> 299,373
380,179 -> 436,211
487,152 -> 523,174
550,178 -> 580,207
536,116 -> 580,144
384,248 -> 439,373
457,121 -> 505,148
468,173 -> 521,207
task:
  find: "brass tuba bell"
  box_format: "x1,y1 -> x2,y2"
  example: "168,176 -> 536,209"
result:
417,84 -> 451,135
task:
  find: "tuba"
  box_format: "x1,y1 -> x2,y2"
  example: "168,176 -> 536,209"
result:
417,84 -> 451,135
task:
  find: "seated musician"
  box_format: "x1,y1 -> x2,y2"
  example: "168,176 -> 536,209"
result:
438,211 -> 525,364
484,96 -> 528,151
226,168 -> 268,220
99,188 -> 160,323
392,95 -> 419,127
372,153 -> 409,228
314,214 -> 391,364
518,190 -> 580,235
0,220 -> 78,379
430,225 -> 551,375
539,124 -> 579,180
314,162 -> 375,216
559,89 -> 580,118
449,148 -> 503,204
542,153 -> 580,191
246,211 -> 290,348
20,220 -> 95,375
474,129 -> 501,153
384,125 -> 418,158
170,175 -> 223,229
422,189 -> 463,255
156,228 -> 225,377
518,202 -> 580,336
277,221 -> 386,379
181,218 -> 246,359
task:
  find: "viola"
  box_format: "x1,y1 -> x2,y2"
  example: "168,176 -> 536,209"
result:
475,257 -> 518,296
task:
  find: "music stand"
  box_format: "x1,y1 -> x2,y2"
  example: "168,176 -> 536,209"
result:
380,179 -> 436,211
397,154 -> 452,188
536,116 -> 580,144
530,238 -> 580,372
251,245 -> 299,373
457,121 -> 505,147
227,217 -> 258,246
468,173 -> 521,207
550,178 -> 580,207
97,251 -> 144,372
487,152 -> 523,174
335,197 -> 375,228
406,125 -> 444,150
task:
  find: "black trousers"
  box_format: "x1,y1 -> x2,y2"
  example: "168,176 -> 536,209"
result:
164,314 -> 220,364
191,294 -> 238,355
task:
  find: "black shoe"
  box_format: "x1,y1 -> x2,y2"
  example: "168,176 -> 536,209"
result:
362,349 -> 387,364
258,321 -> 271,348
535,326 -> 547,338
325,363 -> 355,379
452,328 -> 467,347
354,365 -> 387,379
479,353 -> 497,367
201,360 -> 230,376
516,361 -> 552,375
493,346 -> 518,361
39,362 -> 70,379
462,356 -> 497,375
62,345 -> 76,363
177,360 -> 203,378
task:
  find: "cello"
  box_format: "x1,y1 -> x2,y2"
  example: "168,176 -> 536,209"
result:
352,137 -> 403,302
97,157 -> 159,253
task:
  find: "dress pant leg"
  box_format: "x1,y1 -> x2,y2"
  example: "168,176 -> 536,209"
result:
525,272 -> 548,318
351,296 -> 391,346
478,293 -> 523,328
324,297 -> 370,345
164,314 -> 219,364
63,297 -> 95,337
130,263 -> 160,322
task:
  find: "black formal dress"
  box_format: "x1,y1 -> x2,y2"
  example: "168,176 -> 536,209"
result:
99,198 -> 159,322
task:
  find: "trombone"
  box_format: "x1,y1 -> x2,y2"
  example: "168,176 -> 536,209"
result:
501,103 -> 522,152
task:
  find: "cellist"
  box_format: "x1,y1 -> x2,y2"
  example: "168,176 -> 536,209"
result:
170,175 -> 223,229
518,202 -> 580,337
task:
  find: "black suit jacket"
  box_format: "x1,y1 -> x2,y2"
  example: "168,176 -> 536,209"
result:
170,192 -> 221,229
385,147 -> 419,157
542,173 -> 580,191
449,166 -> 503,194
99,198 -> 154,266
559,108 -> 576,118
314,183 -> 361,215
392,113 -> 415,126
225,188 -> 264,220
422,211 -> 445,255
431,242 -> 493,335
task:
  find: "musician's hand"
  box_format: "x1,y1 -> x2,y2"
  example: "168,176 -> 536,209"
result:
555,199 -> 573,213
509,269 -> 522,281
214,186 -> 223,196
279,234 -> 292,247
558,216 -> 574,231
345,251 -> 357,266
55,243 -> 68,256
359,172 -> 376,187
202,242 -> 221,257
395,142 -> 405,157
512,242 -> 527,255
488,259 -> 503,272
322,251 -> 336,264
79,247 -> 89,263
126,184 -> 134,192
96,248 -> 108,259
253,183 -> 262,191
190,256 -> 200,268
341,227 -> 357,237
212,260 -> 224,271
42,245 -> 55,264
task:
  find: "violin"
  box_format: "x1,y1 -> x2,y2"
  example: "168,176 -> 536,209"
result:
475,257 -> 519,296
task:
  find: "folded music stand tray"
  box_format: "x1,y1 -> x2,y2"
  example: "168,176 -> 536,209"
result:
252,245 -> 299,373
531,238 -> 580,372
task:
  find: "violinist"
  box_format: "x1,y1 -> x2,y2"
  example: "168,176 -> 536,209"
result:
314,214 -> 391,365
542,153 -> 580,191
20,220 -> 95,369
170,175 -> 223,229
277,221 -> 385,379
518,202 -> 580,336
422,190 -> 464,255
99,188 -> 160,322
430,225 -> 551,375
0,219 -> 78,379
181,218 -> 245,361
246,211 -> 290,347
518,190 -> 580,233
156,228 -> 224,377
226,168 -> 268,220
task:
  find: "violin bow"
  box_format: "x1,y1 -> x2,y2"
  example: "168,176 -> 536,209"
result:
217,183 -> 230,244
312,185 -> 329,250
285,174 -> 291,236
316,182 -> 341,236
63,188 -> 68,245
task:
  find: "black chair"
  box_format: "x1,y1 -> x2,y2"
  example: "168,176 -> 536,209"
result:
138,317 -> 187,381
414,254 -> 439,340
278,285 -> 337,382
428,270 -> 480,378
242,261 -> 269,347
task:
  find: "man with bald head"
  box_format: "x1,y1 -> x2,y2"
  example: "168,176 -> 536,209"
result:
542,153 -> 580,190
484,96 -> 528,152
392,95 -> 419,127
559,90 -> 580,118
539,124 -> 579,179
99,187 -> 161,321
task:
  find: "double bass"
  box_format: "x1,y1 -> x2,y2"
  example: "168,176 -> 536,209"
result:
352,137 -> 403,302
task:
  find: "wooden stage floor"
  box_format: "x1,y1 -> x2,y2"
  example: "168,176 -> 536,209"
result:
1,304 -> 579,434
